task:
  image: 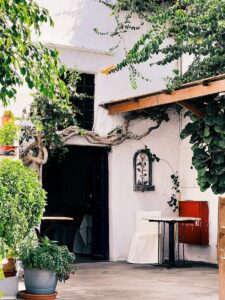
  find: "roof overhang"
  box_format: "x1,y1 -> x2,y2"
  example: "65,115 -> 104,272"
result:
100,74 -> 225,118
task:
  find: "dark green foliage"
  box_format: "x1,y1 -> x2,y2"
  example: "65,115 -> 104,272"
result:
19,237 -> 75,282
0,0 -> 67,106
0,159 -> 46,257
167,173 -> 180,212
181,95 -> 225,194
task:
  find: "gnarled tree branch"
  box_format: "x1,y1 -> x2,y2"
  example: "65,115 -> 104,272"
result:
60,117 -> 163,146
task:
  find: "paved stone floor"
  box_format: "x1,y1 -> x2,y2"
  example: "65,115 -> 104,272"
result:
19,262 -> 218,300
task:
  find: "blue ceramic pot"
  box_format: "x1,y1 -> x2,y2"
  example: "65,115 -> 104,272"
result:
24,269 -> 58,295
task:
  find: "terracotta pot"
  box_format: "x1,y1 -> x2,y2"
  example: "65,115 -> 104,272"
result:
3,258 -> 17,278
18,291 -> 58,300
0,145 -> 17,156
1,115 -> 12,125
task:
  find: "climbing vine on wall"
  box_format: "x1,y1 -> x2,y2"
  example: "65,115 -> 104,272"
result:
96,0 -> 225,197
98,0 -> 225,89
168,172 -> 180,212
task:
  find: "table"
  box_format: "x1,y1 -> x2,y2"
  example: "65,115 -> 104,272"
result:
40,216 -> 74,237
145,216 -> 201,268
42,216 -> 74,221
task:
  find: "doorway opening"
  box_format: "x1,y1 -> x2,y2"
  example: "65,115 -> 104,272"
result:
42,146 -> 109,262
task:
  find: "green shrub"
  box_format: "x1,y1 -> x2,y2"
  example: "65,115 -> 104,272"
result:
0,121 -> 19,145
19,237 -> 75,282
0,159 -> 46,257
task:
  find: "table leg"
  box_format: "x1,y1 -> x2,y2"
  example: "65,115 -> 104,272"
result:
158,222 -> 160,264
163,222 -> 165,264
168,222 -> 175,267
41,220 -> 57,237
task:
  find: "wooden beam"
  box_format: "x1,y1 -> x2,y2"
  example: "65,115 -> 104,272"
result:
104,77 -> 225,115
176,100 -> 205,119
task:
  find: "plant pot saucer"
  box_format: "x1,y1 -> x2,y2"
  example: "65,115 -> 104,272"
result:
18,291 -> 57,300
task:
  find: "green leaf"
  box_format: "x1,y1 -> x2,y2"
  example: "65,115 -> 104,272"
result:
20,68 -> 26,75
180,122 -> 200,139
205,115 -> 216,126
218,139 -> 225,149
215,115 -> 225,126
204,127 -> 210,137
205,103 -> 219,116
214,126 -> 225,134
213,154 -> 225,164
199,182 -> 210,192
208,175 -> 217,185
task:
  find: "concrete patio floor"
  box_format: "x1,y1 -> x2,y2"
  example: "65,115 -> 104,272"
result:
19,262 -> 218,300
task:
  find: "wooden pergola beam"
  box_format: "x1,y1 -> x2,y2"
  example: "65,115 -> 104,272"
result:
101,74 -> 225,115
176,101 -> 205,119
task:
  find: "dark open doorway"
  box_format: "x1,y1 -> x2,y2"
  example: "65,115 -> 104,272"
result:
42,146 -> 109,262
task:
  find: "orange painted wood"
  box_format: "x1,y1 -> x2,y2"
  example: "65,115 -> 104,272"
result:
219,197 -> 225,300
179,201 -> 209,245
105,77 -> 225,115
177,101 -> 205,119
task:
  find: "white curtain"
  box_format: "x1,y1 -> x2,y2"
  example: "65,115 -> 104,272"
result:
73,215 -> 92,254
127,210 -> 161,264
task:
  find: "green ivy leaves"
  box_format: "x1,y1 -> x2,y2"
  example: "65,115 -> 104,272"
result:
181,95 -> 225,194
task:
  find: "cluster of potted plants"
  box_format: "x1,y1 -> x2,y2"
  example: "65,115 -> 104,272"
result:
0,158 -> 75,299
0,158 -> 46,298
0,110 -> 19,156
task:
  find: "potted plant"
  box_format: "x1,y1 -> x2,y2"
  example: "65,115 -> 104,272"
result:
0,119 -> 19,156
0,158 -> 46,297
1,110 -> 14,125
19,237 -> 75,298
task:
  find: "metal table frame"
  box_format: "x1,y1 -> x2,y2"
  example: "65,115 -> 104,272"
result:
145,217 -> 201,268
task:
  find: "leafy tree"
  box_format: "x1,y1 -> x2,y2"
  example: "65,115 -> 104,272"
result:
98,0 -> 225,88
0,0 -> 67,106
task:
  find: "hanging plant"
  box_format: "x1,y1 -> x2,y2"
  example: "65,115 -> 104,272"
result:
180,94 -> 225,195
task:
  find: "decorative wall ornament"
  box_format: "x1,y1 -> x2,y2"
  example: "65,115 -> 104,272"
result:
133,146 -> 159,192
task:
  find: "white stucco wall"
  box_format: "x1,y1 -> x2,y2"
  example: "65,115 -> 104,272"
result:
178,114 -> 218,263
108,114 -> 180,260
3,0 -> 219,263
